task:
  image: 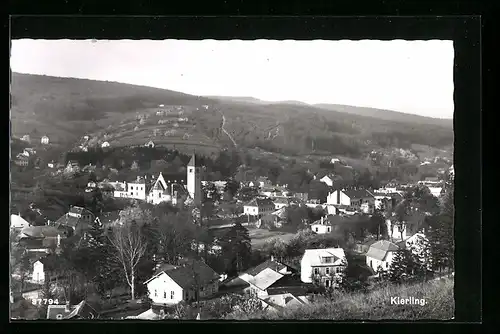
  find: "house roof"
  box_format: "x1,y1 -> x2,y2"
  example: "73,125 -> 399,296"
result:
64,301 -> 99,319
245,259 -> 290,277
247,268 -> 284,291
11,214 -> 30,228
302,248 -> 346,267
20,225 -> 61,238
366,240 -> 399,261
273,197 -> 290,205
146,260 -> 219,289
245,198 -> 275,208
97,211 -> 120,225
47,305 -> 73,319
343,189 -> 375,199
55,214 -> 82,229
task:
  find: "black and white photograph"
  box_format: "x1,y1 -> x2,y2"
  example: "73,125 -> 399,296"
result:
10,37 -> 456,321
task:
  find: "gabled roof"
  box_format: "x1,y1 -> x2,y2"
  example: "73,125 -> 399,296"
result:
65,301 -> 99,319
273,197 -> 291,205
245,198 -> 275,208
245,259 -> 291,277
247,268 -> 284,291
11,214 -> 30,228
145,260 -> 219,289
55,214 -> 82,229
302,248 -> 346,267
20,225 -> 61,238
343,189 -> 375,199
366,240 -> 399,261
69,206 -> 91,216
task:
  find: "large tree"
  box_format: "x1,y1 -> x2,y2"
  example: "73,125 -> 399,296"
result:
154,211 -> 195,265
219,223 -> 252,276
108,220 -> 148,300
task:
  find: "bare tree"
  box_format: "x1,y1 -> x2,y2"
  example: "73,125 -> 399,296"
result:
108,222 -> 148,300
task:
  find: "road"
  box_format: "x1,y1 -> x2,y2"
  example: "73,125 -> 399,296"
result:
217,110 -> 237,148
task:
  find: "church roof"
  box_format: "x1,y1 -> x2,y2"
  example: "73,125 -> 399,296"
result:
187,153 -> 202,167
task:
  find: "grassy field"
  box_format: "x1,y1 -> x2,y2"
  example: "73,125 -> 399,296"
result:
226,277 -> 455,320
248,228 -> 296,249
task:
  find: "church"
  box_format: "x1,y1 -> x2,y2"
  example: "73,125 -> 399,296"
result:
113,153 -> 203,207
146,153 -> 202,206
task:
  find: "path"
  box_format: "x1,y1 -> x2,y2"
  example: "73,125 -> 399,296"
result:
217,110 -> 237,148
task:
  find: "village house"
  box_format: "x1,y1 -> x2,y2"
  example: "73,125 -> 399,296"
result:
15,154 -> 29,167
41,135 -> 49,145
300,248 -> 347,288
54,206 -> 95,236
47,161 -> 55,169
243,198 -> 275,218
273,197 -> 292,210
65,160 -> 80,173
145,140 -> 155,148
10,214 -> 31,230
101,141 -> 110,148
256,176 -> 272,188
126,176 -> 148,201
260,293 -> 310,312
310,216 -> 333,234
294,192 -> 309,202
224,257 -> 297,294
30,254 -> 59,284
386,215 -> 408,242
21,134 -> 31,143
147,172 -> 175,205
330,157 -> 341,165
427,186 -> 445,198
257,207 -> 287,229
144,260 -> 220,306
326,189 -> 375,214
47,301 -> 99,320
365,240 -> 399,272
319,174 -> 336,187
17,226 -> 65,254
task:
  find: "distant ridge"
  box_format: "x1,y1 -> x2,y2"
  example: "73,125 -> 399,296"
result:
315,103 -> 453,128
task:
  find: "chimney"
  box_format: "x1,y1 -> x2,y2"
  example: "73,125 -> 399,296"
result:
65,301 -> 71,312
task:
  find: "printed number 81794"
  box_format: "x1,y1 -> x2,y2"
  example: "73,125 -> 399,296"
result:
31,299 -> 59,305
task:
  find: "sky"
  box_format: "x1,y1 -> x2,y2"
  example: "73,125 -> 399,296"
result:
10,39 -> 454,119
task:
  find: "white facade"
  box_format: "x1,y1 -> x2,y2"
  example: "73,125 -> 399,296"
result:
300,248 -> 346,285
187,163 -> 202,206
101,141 -> 110,148
366,250 -> 396,272
11,214 -> 30,229
32,261 -> 45,284
127,182 -> 147,200
311,222 -> 332,234
41,136 -> 49,145
428,187 -> 444,198
326,190 -> 351,206
146,272 -> 184,305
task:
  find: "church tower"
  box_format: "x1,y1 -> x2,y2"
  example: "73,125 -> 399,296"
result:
187,153 -> 202,205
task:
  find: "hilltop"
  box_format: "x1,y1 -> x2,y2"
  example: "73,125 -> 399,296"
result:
11,73 -> 454,158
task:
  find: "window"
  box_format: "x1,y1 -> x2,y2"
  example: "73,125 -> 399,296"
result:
171,291 -> 174,299
323,257 -> 333,263
325,280 -> 331,288
154,290 -> 157,297
326,267 -> 330,275
131,186 -> 134,190
164,291 -> 167,298
315,227 -> 319,232
370,260 -> 373,268
200,286 -> 204,292
386,262 -> 389,269
314,268 -> 319,275
189,168 -> 193,173
327,227 -> 331,232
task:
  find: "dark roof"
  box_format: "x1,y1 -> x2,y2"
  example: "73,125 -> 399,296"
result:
273,197 -> 291,204
245,259 -> 292,277
68,206 -> 91,216
148,260 -> 219,289
38,254 -> 59,271
245,198 -> 275,207
97,211 -> 120,225
65,301 -> 99,319
343,189 -> 375,199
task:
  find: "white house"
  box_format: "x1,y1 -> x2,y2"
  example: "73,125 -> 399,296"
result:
101,141 -> 110,148
41,136 -> 50,145
428,186 -> 445,198
273,197 -> 292,210
54,206 -> 94,235
21,134 -> 31,143
10,214 -> 31,230
300,248 -> 347,288
147,172 -> 176,205
319,174 -> 336,187
310,216 -> 332,234
330,158 -> 341,165
126,177 -> 147,200
144,260 -> 219,306
145,140 -> 155,148
365,240 -> 399,272
244,198 -> 275,218
326,189 -> 375,213
47,161 -> 55,169
31,254 -> 58,284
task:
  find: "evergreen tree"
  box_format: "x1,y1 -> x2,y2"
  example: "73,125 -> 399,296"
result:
388,249 -> 424,284
219,223 -> 252,276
